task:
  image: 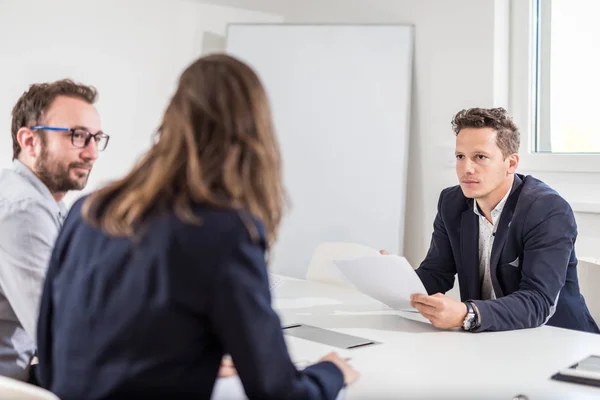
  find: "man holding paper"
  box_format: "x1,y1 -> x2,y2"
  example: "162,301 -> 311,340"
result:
386,107 -> 598,333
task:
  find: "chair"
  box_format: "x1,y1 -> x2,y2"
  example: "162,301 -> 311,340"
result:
0,375 -> 59,400
305,241 -> 380,288
577,257 -> 600,323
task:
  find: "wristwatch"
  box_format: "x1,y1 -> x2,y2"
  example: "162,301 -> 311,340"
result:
462,301 -> 479,331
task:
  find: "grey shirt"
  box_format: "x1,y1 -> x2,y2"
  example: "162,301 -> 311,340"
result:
0,160 -> 67,380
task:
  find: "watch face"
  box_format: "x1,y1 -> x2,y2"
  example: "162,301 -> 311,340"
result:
463,313 -> 475,330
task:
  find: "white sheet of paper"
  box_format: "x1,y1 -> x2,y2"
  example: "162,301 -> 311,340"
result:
334,255 -> 427,311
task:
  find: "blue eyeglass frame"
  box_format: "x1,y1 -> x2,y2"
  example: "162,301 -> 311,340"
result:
30,125 -> 110,151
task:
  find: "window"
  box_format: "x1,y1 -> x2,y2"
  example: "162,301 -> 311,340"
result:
534,0 -> 600,154
511,0 -> 600,172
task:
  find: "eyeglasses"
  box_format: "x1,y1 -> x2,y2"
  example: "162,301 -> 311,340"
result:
31,126 -> 110,151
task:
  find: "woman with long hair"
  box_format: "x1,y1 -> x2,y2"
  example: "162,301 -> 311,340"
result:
35,54 -> 358,399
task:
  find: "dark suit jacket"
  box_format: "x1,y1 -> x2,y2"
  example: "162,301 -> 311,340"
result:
416,173 -> 599,333
36,198 -> 344,400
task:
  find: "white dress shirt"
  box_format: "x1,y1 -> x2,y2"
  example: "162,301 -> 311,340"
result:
473,187 -> 511,300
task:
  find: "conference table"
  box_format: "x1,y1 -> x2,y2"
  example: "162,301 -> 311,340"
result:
212,274 -> 600,399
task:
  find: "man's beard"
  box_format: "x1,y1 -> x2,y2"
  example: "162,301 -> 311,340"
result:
35,145 -> 92,194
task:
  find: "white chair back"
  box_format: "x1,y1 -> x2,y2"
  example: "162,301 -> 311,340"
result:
0,375 -> 59,400
305,241 -> 380,287
578,257 -> 600,323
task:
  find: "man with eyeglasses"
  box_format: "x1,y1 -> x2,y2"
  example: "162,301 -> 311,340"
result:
0,79 -> 108,383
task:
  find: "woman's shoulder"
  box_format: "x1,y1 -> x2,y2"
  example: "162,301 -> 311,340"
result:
178,204 -> 267,244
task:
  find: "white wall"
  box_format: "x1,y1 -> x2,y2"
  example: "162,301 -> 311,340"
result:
0,0 -> 282,206
2,0 -> 492,270
279,0 -> 506,269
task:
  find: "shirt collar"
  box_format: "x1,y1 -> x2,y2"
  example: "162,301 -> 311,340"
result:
473,185 -> 511,224
12,160 -> 68,220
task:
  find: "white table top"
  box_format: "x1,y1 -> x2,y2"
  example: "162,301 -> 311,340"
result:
214,275 -> 600,399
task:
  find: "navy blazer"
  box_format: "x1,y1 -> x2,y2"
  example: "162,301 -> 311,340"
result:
36,198 -> 344,399
416,174 -> 599,333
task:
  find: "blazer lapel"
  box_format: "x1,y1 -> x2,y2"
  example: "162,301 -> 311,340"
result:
489,175 -> 523,297
460,203 -> 481,300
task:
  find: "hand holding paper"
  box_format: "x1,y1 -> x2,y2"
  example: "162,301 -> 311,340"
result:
410,293 -> 468,329
334,254 -> 427,311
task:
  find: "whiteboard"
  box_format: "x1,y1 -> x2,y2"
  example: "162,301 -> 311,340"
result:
226,24 -> 413,278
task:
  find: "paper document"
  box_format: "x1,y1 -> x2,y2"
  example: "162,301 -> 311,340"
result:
335,254 -> 427,311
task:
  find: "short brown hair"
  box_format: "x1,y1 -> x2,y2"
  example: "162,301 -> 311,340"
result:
11,79 -> 98,160
451,107 -> 520,158
82,54 -> 286,247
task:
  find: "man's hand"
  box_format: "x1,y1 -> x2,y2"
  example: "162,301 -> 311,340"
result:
410,293 -> 467,329
218,357 -> 237,377
381,250 -> 466,329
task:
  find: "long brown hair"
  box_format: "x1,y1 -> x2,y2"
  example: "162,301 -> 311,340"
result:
82,54 -> 286,246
